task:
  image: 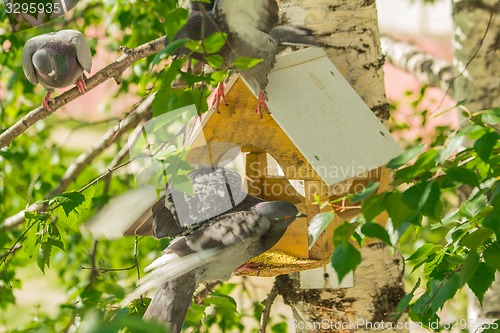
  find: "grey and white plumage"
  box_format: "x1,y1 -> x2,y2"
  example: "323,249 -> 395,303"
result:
83,167 -> 262,239
171,0 -> 315,116
127,166 -> 264,238
126,200 -> 303,332
22,29 -> 92,110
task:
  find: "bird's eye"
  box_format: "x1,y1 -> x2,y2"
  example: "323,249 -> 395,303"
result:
283,215 -> 291,220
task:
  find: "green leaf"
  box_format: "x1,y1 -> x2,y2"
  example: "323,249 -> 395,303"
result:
484,241 -> 500,270
350,182 -> 379,203
474,131 -> 499,161
394,278 -> 420,317
407,243 -> 440,262
47,237 -> 64,251
271,322 -> 288,333
468,263 -> 496,304
384,192 -> 413,228
202,32 -> 228,54
362,194 -> 386,222
233,57 -> 264,70
308,212 -> 335,249
396,148 -> 439,181
152,59 -> 185,116
204,293 -> 237,312
483,211 -> 500,234
429,274 -> 461,312
361,222 -> 392,245
51,192 -> 85,217
185,303 -> 205,326
481,107 -> 500,125
436,135 -> 464,164
36,242 -> 52,274
460,228 -> 493,249
403,181 -> 442,221
387,144 -> 425,169
332,221 -> 359,246
331,242 -> 361,282
445,166 -> 479,187
459,251 -> 480,285
205,54 -> 224,68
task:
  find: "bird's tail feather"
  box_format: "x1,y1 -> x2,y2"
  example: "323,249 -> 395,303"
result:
121,249 -> 217,306
270,25 -> 316,47
143,272 -> 197,333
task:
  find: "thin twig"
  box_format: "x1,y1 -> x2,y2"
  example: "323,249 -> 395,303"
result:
435,6 -> 496,111
194,281 -> 223,305
80,264 -> 137,273
258,283 -> 280,333
88,240 -> 99,285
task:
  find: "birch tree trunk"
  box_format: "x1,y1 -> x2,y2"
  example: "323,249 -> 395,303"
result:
451,0 -> 500,328
277,1 -> 407,332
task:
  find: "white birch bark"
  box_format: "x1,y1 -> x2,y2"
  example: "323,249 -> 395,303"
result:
277,1 -> 407,331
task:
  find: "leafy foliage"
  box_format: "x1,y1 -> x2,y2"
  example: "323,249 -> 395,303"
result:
1,0 -> 498,331
312,106 -> 499,327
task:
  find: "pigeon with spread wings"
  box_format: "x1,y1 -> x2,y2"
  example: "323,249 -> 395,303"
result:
171,0 -> 315,117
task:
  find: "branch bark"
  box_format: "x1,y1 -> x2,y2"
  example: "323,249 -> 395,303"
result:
0,36 -> 166,149
380,35 -> 457,92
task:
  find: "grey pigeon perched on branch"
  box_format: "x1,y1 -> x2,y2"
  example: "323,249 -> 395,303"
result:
22,29 -> 92,111
171,0 -> 315,117
125,200 -> 304,332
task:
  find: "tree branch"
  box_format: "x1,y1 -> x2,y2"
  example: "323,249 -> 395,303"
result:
0,36 -> 166,149
258,282 -> 280,333
380,35 -> 457,92
1,94 -> 154,230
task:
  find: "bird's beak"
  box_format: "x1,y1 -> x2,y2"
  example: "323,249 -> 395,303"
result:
296,211 -> 307,218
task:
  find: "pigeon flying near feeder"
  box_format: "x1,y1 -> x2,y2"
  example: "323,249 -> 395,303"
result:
22,29 -> 92,111
85,166 -> 304,332
171,0 -> 315,117
125,200 -> 304,333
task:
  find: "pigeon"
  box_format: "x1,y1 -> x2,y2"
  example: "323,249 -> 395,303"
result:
126,200 -> 304,332
171,0 -> 315,117
22,29 -> 92,111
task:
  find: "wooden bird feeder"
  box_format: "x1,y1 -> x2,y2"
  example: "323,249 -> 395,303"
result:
180,47 -> 403,278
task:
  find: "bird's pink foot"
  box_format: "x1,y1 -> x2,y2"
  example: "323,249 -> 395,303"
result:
212,82 -> 227,113
256,91 -> 271,119
42,92 -> 55,111
235,262 -> 263,275
75,77 -> 87,94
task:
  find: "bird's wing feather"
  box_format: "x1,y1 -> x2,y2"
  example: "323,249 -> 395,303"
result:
123,211 -> 268,304
22,38 -> 42,85
143,272 -> 197,333
67,31 -> 92,73
218,0 -> 278,34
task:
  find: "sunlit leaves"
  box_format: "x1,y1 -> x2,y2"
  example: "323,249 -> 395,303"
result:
331,242 -> 361,283
51,192 -> 85,217
468,263 -> 496,304
307,211 -> 335,249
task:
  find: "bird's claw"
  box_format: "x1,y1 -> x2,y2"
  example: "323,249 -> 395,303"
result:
75,77 -> 87,94
213,82 -> 228,113
256,91 -> 271,119
42,93 -> 55,111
